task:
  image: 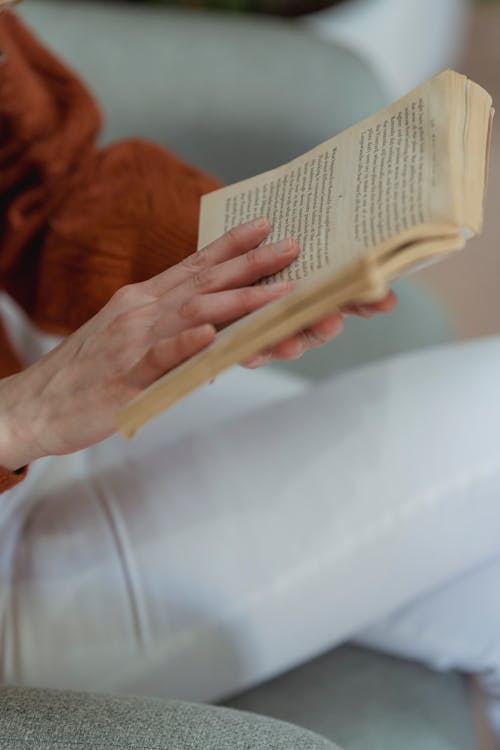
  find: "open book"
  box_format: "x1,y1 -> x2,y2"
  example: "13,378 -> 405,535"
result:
118,69 -> 493,438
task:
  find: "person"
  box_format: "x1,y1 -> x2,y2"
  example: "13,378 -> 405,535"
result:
1,4 -> 500,741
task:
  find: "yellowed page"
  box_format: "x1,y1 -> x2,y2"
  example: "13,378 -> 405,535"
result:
199,70 -> 460,281
458,78 -> 494,233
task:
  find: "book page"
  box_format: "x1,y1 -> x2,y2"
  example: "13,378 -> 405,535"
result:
199,70 -> 458,282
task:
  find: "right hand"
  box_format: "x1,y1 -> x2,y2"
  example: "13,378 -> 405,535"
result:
0,218 -> 298,469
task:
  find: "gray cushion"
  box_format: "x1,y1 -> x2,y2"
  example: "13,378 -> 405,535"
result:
0,686 -> 339,749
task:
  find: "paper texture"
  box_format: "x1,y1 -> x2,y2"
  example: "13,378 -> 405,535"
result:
199,72 -> 454,280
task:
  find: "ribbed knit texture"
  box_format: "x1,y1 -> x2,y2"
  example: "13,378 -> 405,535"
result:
0,11 -> 221,490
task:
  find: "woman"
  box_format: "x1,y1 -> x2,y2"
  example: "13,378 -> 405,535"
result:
1,3 -> 500,740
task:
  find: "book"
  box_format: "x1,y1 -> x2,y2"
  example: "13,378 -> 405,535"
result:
117,69 -> 494,439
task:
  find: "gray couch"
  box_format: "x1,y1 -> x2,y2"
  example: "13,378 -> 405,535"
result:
17,2 -> 475,748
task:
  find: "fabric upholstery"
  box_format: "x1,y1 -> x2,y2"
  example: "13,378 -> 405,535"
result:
0,686 -> 339,749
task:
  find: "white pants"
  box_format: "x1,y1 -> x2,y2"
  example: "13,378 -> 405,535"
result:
1,295 -> 500,732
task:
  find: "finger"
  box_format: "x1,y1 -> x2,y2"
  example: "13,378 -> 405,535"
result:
269,312 -> 345,360
167,280 -> 292,331
305,311 -> 345,343
130,324 -> 216,389
183,238 -> 298,296
242,310 -> 344,368
153,238 -> 298,315
242,350 -> 274,369
243,330 -> 310,366
343,289 -> 397,317
144,218 -> 272,297
343,292 -> 395,316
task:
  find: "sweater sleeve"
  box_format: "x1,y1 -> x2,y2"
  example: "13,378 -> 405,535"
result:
0,10 -> 220,491
0,464 -> 27,492
0,11 -> 221,336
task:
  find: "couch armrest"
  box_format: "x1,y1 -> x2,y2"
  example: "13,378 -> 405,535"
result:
19,0 -> 389,182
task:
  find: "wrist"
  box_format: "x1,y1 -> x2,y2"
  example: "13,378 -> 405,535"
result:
0,417 -> 35,472
0,375 -> 45,470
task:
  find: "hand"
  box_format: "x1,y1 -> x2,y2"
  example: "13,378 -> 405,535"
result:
242,279 -> 396,368
0,219 -> 294,468
0,218 -> 396,469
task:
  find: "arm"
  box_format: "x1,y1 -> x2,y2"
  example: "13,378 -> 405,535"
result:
0,11 -> 395,490
0,221 -> 299,472
0,219 -> 397,478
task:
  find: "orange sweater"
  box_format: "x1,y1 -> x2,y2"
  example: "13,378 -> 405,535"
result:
0,11 -> 220,491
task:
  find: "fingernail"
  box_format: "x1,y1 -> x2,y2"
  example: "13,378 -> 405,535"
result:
331,316 -> 345,335
274,238 -> 297,255
252,217 -> 270,230
248,352 -> 273,368
306,330 -> 327,345
359,306 -> 374,317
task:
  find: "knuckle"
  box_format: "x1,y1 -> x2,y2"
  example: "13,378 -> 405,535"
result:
111,284 -> 139,307
183,247 -> 210,273
304,329 -> 324,347
192,265 -> 216,291
178,296 -> 203,321
245,246 -> 265,269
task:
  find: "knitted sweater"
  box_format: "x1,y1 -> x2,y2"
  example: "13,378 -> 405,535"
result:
0,11 -> 220,491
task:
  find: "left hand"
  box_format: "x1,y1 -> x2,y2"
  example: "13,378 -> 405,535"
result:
242,283 -> 397,368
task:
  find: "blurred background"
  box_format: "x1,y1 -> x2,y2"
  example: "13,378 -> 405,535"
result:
420,0 -> 500,341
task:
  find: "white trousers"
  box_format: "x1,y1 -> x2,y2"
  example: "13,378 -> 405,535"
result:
1,296 -> 500,732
